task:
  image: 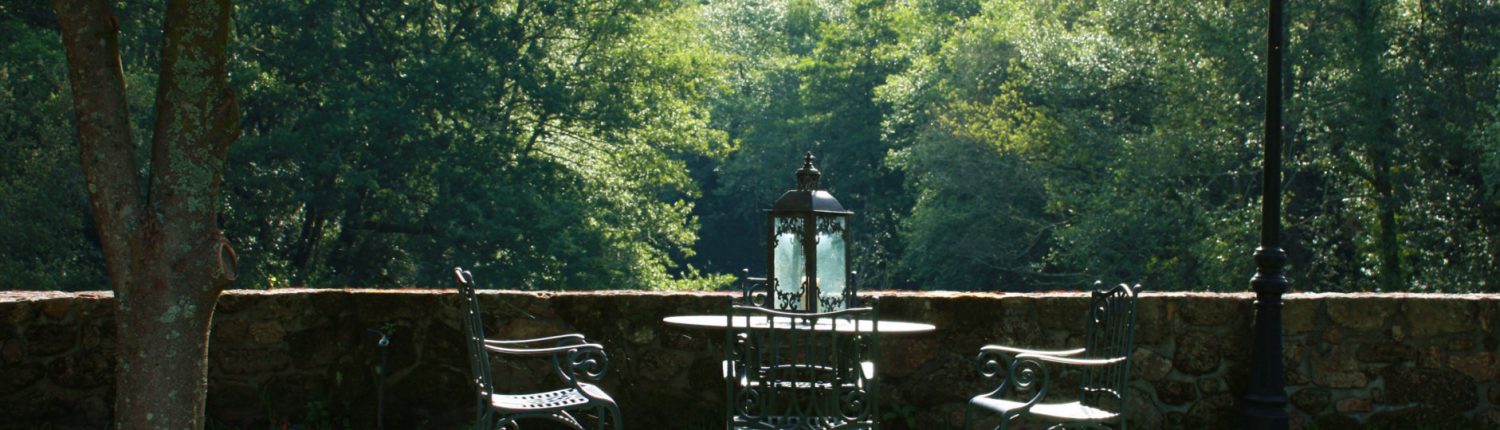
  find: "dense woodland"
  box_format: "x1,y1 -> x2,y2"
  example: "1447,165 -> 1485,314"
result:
3,0 -> 1498,292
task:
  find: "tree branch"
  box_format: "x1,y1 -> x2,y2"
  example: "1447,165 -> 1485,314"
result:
147,0 -> 241,288
53,0 -> 142,286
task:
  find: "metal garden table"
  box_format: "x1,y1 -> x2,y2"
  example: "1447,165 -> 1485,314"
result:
662,314 -> 936,334
665,311 -> 934,429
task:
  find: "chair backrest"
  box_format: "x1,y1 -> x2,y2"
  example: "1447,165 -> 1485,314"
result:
453,268 -> 496,399
1077,282 -> 1140,414
725,303 -> 879,428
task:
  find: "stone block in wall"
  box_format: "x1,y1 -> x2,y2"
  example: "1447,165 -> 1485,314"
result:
1,337 -> 22,365
1286,366 -> 1309,385
80,321 -> 111,351
1446,351 -> 1497,382
1,301 -> 35,325
1335,397 -> 1372,413
0,395 -> 77,427
206,380 -> 264,424
1482,408 -> 1500,427
284,321 -> 359,370
1310,345 -> 1367,388
883,336 -> 939,378
1134,298 -> 1166,344
1156,379 -> 1196,406
1035,296 -> 1087,331
216,347 -> 292,376
41,299 -> 72,321
1173,330 -> 1223,375
1283,299 -> 1318,334
354,293 -> 436,325
1179,297 -> 1240,326
1483,300 -> 1497,333
635,347 -> 692,386
211,318 -> 250,344
46,348 -> 114,389
1127,387 -> 1162,429
386,365 -> 471,426
1183,392 -> 1236,429
1404,299 -> 1475,337
896,353 -> 986,408
1367,406 -> 1482,429
1380,366 -> 1477,412
25,324 -> 77,356
0,362 -> 44,396
1356,342 -> 1416,363
661,327 -> 710,351
414,322 -> 461,373
1312,413 -> 1361,430
75,298 -> 112,322
1131,347 -> 1171,382
1326,297 -> 1395,330
1290,387 -> 1330,414
248,321 -> 286,345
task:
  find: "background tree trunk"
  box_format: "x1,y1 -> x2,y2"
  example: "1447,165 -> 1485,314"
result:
53,0 -> 240,428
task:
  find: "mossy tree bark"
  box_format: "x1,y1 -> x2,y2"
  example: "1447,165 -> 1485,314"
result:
53,0 -> 240,428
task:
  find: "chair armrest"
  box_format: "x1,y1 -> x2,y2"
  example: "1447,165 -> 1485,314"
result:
971,355 -> 1053,410
484,333 -> 586,346
1015,353 -> 1126,367
979,345 -> 1086,357
483,342 -> 605,356
975,345 -> 1083,384
487,342 -> 613,388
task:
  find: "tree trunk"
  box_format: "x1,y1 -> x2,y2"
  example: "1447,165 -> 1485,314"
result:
54,0 -> 240,428
1352,0 -> 1404,291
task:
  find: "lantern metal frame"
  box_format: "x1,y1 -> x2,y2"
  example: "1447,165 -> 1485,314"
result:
763,153 -> 855,313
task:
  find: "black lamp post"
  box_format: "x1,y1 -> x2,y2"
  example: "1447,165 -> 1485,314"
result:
765,153 -> 854,312
1243,0 -> 1290,428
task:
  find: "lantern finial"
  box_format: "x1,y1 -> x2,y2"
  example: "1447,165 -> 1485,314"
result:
796,152 -> 821,190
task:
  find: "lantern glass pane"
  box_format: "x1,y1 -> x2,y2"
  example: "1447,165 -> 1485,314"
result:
773,216 -> 805,310
815,216 -> 847,310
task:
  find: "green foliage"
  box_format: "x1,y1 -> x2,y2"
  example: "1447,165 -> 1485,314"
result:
4,0 -> 1497,293
218,0 -> 733,290
0,10 -> 105,291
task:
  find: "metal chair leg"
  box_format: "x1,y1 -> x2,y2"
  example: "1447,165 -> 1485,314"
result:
608,403 -> 624,430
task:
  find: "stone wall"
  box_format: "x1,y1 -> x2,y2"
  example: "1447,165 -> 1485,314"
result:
1,290 -> 1497,429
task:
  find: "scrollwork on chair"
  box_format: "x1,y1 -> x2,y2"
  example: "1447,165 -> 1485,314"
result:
724,305 -> 879,430
965,282 -> 1139,430
553,344 -> 611,386
454,267 -> 624,430
836,385 -> 872,422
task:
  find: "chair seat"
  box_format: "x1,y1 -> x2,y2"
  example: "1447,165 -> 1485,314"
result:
968,397 -> 1118,422
491,383 -> 614,412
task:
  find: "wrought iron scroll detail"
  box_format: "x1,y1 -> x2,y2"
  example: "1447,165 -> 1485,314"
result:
775,217 -> 805,237
819,295 -> 848,312
816,217 -> 844,235
776,289 -> 804,310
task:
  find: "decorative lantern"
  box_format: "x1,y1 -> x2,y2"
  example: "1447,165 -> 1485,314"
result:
766,153 -> 853,312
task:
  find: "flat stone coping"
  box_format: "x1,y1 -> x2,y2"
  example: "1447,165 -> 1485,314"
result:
4,288 -> 1497,303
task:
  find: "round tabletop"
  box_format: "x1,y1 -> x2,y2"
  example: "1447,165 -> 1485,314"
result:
663,314 -> 936,334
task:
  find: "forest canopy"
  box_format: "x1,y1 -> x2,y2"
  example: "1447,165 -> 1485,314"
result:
3,0 -> 1497,292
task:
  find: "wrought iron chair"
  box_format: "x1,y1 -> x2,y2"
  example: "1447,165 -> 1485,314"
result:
453,267 -> 623,430
964,282 -> 1140,430
723,302 -> 879,430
